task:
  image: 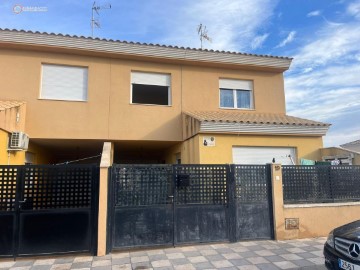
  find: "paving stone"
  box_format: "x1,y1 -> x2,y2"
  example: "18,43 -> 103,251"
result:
53,258 -> 75,264
166,253 -> 185,260
149,255 -> 168,261
297,252 -> 318,259
111,257 -> 131,265
169,258 -> 190,266
254,250 -> 275,256
147,250 -> 165,256
183,251 -> 202,257
112,264 -> 132,270
307,257 -> 325,265
301,246 -> 320,252
273,261 -> 298,269
263,255 -> 287,262
187,256 -> 207,264
14,261 -> 35,267
0,261 -> 16,269
199,249 -> 218,256
72,256 -> 93,263
222,253 -> 242,260
247,245 -> 266,252
92,266 -> 113,270
246,257 -> 269,264
215,248 -> 233,254
91,260 -> 111,267
237,265 -> 260,270
279,254 -> 303,261
240,242 -> 258,247
236,251 -> 257,258
272,249 -> 291,255
153,267 -> 174,270
230,246 -> 250,253
111,253 -> 130,259
151,260 -> 171,268
34,259 -> 56,266
256,263 -> 281,270
261,244 -> 280,250
93,255 -> 111,261
193,261 -> 214,270
9,266 -> 32,270
292,258 -> 316,268
286,247 -> 306,254
130,251 -> 148,257
70,261 -> 92,269
50,263 -> 72,270
210,259 -> 234,268
174,264 -> 196,270
131,261 -> 153,269
228,259 -> 249,266
31,266 -> 52,270
205,254 -> 225,261
131,256 -> 150,263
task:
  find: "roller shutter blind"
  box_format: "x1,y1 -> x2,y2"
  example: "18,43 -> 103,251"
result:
131,72 -> 170,86
219,79 -> 252,90
41,64 -> 88,101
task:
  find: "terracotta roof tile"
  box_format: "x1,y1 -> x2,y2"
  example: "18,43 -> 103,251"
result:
185,111 -> 330,127
0,101 -> 25,111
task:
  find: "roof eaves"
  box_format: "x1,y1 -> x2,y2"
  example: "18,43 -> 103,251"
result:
0,28 -> 293,70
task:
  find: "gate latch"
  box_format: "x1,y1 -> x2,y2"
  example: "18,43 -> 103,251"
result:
168,195 -> 174,203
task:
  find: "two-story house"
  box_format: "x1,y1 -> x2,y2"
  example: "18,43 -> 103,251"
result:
0,29 -> 330,165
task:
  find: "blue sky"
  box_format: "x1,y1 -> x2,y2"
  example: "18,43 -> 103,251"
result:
1,0 -> 360,147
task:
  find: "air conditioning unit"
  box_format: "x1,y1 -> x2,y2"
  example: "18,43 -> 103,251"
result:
9,132 -> 29,150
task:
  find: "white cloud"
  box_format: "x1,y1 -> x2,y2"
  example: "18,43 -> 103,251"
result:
347,0 -> 360,19
290,23 -> 360,69
275,31 -> 296,48
307,10 -> 321,17
158,0 -> 279,51
251,33 -> 269,50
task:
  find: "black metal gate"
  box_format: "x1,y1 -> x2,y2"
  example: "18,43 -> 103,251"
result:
108,164 -> 273,251
232,165 -> 274,240
0,165 -> 99,258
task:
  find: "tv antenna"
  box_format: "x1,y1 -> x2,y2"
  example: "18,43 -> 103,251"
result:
91,1 -> 111,38
197,23 -> 212,49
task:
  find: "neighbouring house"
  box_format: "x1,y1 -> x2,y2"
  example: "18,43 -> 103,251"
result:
0,29 -> 330,165
320,145 -> 360,165
340,140 -> 360,153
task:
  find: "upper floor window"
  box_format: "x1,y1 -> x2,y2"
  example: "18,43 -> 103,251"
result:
40,64 -> 88,101
219,79 -> 253,109
131,71 -> 171,106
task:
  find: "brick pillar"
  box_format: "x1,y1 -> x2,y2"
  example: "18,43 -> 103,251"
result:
270,163 -> 285,240
97,142 -> 113,256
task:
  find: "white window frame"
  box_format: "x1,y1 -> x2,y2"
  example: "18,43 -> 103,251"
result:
40,63 -> 88,102
130,71 -> 171,106
219,79 -> 254,109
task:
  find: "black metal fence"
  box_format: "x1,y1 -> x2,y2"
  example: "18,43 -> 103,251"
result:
108,164 -> 274,251
283,165 -> 360,204
0,165 -> 99,258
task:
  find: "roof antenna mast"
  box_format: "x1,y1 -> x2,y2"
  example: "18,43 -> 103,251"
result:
197,23 -> 212,49
91,1 -> 111,38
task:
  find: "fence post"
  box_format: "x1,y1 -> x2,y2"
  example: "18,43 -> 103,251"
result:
270,163 -> 285,240
227,164 -> 237,242
97,142 -> 114,256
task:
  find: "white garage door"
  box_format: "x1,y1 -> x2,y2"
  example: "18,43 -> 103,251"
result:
232,146 -> 296,165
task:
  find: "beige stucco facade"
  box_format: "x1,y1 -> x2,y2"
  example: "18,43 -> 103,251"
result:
0,30 -> 328,165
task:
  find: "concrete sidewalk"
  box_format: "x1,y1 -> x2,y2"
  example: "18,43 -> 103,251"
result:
0,237 -> 327,270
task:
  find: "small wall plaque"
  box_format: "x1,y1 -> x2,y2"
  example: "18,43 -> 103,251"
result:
203,136 -> 215,146
285,218 -> 299,230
